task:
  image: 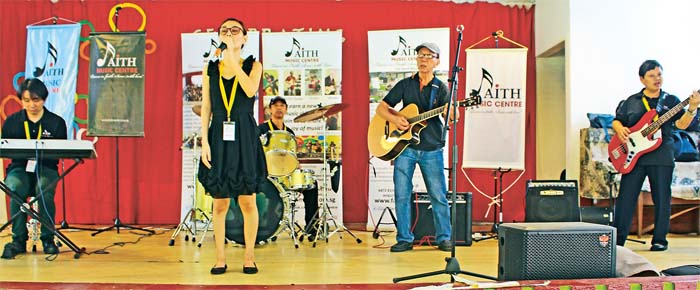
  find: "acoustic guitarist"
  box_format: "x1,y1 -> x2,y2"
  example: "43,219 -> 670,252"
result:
611,60 -> 699,251
375,42 -> 458,253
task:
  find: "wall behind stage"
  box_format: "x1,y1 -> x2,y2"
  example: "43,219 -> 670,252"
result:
0,1 -> 535,225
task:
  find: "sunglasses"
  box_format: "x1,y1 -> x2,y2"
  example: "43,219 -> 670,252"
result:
219,26 -> 243,35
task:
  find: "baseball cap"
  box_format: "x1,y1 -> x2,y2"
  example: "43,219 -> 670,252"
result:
269,96 -> 287,107
415,42 -> 441,57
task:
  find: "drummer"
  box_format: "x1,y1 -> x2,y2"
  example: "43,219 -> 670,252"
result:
258,96 -> 319,239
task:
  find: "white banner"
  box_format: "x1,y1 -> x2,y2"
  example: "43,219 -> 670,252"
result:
262,31 -> 343,226
462,48 -> 527,170
179,31 -> 260,221
367,28 -> 450,230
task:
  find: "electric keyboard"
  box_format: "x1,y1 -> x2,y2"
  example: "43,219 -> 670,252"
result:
0,139 -> 97,159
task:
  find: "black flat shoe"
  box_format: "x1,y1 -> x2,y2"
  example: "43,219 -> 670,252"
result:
243,262 -> 258,274
210,264 -> 227,275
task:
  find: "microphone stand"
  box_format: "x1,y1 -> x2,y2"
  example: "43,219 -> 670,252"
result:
394,25 -> 496,283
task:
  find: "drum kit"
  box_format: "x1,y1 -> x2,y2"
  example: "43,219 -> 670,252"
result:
174,102 -> 360,248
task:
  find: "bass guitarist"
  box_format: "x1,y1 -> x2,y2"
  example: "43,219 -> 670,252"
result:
375,42 -> 458,253
611,60 -> 699,251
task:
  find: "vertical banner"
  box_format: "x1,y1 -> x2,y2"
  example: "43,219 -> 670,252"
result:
462,48 -> 527,170
367,28 -> 450,230
88,32 -> 145,136
179,31 -> 260,221
25,24 -> 80,139
262,31 -> 343,226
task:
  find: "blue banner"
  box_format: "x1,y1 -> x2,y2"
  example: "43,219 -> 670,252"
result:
25,23 -> 80,139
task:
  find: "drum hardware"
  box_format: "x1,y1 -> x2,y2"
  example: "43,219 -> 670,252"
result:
169,132 -> 212,246
293,103 -> 362,247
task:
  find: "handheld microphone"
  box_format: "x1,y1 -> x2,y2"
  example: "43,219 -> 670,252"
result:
215,42 -> 227,57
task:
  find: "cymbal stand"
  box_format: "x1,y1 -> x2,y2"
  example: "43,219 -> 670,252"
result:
169,134 -> 211,246
307,114 -> 362,247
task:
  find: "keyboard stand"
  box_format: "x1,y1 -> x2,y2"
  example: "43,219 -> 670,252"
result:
0,158 -> 86,259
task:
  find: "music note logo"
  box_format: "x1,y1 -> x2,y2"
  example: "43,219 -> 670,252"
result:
470,68 -> 494,98
33,42 -> 58,77
96,42 -> 116,67
390,36 -> 408,56
284,38 -> 302,57
202,39 -> 218,58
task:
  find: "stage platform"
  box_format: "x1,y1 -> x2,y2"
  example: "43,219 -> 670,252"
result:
0,226 -> 698,288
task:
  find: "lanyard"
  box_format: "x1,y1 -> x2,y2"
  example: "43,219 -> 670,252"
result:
268,120 -> 285,131
642,96 -> 659,122
218,61 -> 242,122
24,121 -> 42,140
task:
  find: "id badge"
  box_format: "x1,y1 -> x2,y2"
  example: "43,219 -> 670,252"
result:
223,121 -> 236,141
26,159 -> 37,173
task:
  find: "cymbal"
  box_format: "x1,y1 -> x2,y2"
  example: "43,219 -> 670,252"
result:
294,103 -> 348,123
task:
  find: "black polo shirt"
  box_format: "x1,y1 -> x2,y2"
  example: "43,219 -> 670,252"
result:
614,89 -> 683,166
1,108 -> 67,171
382,73 -> 449,151
258,120 -> 295,138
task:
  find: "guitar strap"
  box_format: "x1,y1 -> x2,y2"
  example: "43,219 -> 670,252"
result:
642,91 -> 666,122
428,77 -> 441,110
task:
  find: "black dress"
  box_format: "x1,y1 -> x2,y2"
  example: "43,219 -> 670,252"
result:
198,56 -> 267,198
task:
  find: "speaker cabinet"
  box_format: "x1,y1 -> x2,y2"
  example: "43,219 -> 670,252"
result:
412,192 -> 472,246
498,222 -> 616,281
525,180 -> 580,222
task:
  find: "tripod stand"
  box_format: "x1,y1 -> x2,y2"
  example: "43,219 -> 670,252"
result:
473,167 -> 512,242
394,26 -> 495,283
58,159 -> 97,232
294,107 -> 361,247
606,171 -> 645,244
93,137 -> 154,236
169,134 -> 211,246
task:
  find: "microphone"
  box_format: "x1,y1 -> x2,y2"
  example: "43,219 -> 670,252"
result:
215,42 -> 227,57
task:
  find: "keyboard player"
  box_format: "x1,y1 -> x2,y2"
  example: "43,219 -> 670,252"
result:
1,78 -> 66,259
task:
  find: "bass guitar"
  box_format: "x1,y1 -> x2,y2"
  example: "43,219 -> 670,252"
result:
608,95 -> 694,174
367,96 -> 481,161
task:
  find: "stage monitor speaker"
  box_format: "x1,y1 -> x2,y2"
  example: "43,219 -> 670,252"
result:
525,180 -> 580,222
498,222 -> 616,281
580,206 -> 612,225
412,192 -> 472,246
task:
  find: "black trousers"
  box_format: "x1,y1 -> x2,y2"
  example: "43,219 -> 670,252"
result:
301,181 -> 319,232
613,164 -> 673,246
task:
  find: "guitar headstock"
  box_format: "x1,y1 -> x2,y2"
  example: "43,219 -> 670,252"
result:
458,95 -> 482,108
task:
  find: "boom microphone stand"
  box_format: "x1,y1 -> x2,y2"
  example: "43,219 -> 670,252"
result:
394,25 -> 496,283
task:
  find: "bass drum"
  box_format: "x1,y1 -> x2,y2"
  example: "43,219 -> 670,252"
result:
225,178 -> 289,244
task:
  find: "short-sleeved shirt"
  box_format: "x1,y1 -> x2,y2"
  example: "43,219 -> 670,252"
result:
382,73 -> 449,151
258,120 -> 295,138
1,108 -> 68,171
614,89 -> 684,166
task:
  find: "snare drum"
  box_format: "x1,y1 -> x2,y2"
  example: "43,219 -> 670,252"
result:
288,169 -> 315,190
262,130 -> 298,176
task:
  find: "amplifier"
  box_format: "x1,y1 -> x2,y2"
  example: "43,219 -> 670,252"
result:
525,180 -> 580,222
412,192 -> 472,246
498,222 -> 616,281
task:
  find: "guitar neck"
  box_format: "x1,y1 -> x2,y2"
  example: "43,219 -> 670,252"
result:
407,104 -> 449,124
642,97 -> 691,137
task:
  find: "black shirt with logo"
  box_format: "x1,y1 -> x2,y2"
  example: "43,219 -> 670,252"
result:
1,108 -> 67,171
382,73 -> 449,151
614,89 -> 683,166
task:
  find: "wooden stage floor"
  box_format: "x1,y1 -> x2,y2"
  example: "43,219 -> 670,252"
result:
0,226 -> 698,286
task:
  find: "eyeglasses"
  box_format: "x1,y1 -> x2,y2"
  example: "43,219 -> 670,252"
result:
416,53 -> 438,59
219,26 -> 243,35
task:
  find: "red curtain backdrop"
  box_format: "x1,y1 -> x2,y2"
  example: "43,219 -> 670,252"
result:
0,1 -> 535,225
